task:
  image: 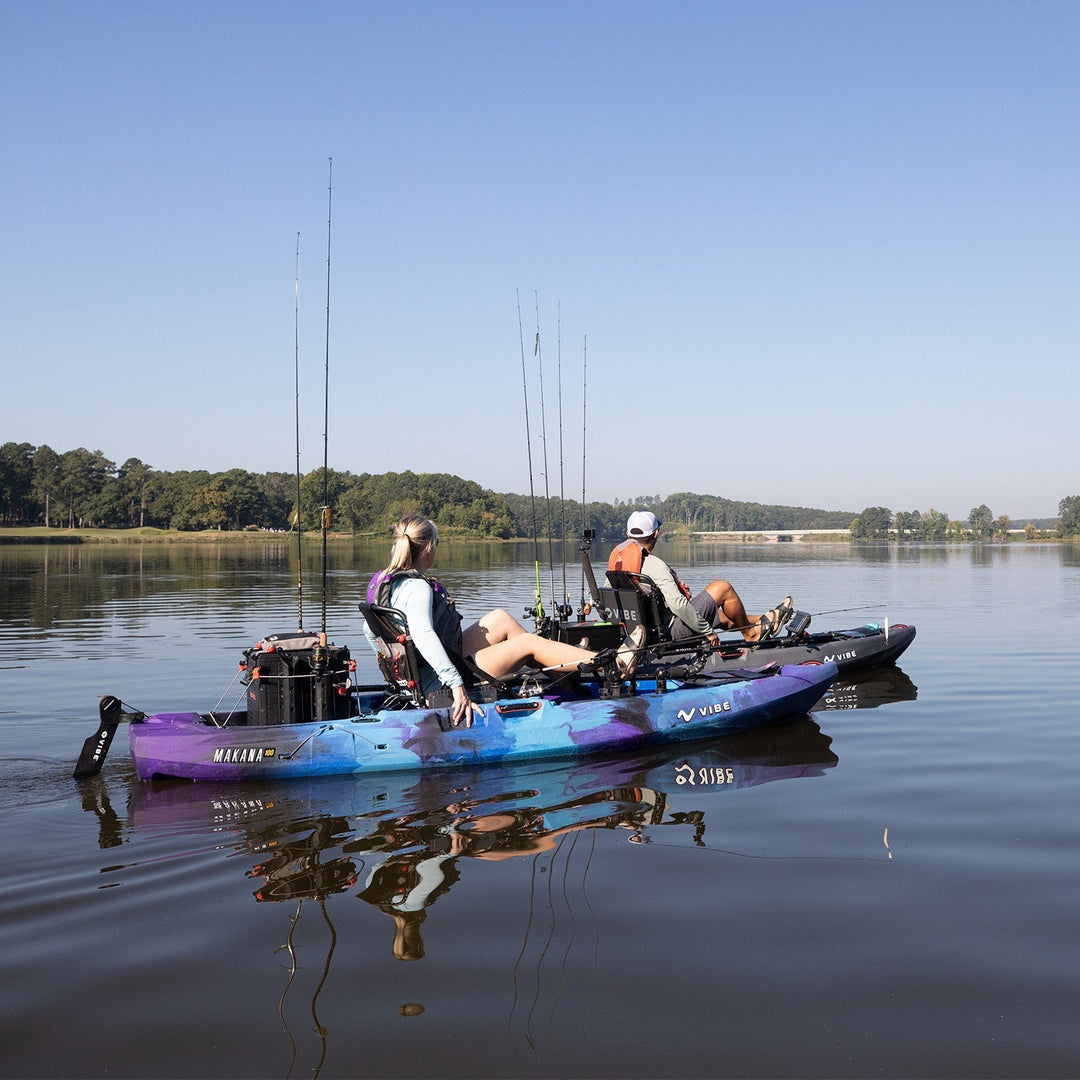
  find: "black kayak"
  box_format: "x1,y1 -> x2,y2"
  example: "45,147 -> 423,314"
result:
701,618 -> 916,675
550,611 -> 915,677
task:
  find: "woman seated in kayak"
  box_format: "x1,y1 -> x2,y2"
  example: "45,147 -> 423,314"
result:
365,515 -> 602,726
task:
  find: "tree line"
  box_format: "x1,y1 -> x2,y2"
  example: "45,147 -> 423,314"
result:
849,500 -> 1077,540
2,442 -> 1075,540
1,441 -> 853,538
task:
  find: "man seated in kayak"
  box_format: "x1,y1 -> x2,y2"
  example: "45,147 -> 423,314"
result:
609,511 -> 793,646
365,515 -> 616,726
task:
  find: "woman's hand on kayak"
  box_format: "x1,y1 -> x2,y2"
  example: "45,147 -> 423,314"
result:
451,685 -> 483,727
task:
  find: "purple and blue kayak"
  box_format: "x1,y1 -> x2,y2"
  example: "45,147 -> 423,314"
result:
117,661 -> 836,782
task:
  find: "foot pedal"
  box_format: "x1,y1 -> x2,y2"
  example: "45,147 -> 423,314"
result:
786,610 -> 812,636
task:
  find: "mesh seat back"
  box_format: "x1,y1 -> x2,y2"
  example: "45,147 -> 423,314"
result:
358,601 -> 426,707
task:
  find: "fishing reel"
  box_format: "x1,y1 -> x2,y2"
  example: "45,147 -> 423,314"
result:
523,603 -> 550,636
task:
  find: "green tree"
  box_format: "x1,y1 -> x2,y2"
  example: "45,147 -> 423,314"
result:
148,470 -> 211,529
968,504 -> 993,540
178,475 -> 244,530
1059,495 -> 1080,537
992,514 -> 1012,541
216,468 -> 264,529
31,445 -> 61,527
115,458 -> 154,527
895,510 -> 922,539
58,448 -> 115,528
850,506 -> 892,539
918,509 -> 949,541
298,467 -> 349,531
665,492 -> 704,529
338,481 -> 377,534
257,471 -> 300,531
0,442 -> 35,525
85,472 -> 131,527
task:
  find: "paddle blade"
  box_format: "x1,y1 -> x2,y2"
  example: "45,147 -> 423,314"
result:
73,696 -> 124,780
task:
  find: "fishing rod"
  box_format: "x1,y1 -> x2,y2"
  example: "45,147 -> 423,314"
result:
516,290 -> 545,627
533,292 -> 557,618
578,333 -> 590,619
294,232 -> 305,632
807,604 -> 893,618
555,302 -> 572,622
320,156 -> 332,645
632,601 -> 896,654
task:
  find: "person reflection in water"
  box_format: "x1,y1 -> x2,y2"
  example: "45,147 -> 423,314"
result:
355,793 -> 673,960
357,847 -> 462,961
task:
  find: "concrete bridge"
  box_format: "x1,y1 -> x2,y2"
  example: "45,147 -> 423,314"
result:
693,529 -> 851,542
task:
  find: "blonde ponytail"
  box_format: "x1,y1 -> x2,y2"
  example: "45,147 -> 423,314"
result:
385,516 -> 438,573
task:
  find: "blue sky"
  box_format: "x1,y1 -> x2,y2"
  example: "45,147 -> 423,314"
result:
5,1 -> 1077,520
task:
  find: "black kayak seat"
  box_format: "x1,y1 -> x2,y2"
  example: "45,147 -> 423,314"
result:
359,601 -> 508,709
358,601 -> 428,708
599,570 -> 673,645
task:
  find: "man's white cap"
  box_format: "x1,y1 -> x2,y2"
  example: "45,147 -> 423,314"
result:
626,511 -> 662,537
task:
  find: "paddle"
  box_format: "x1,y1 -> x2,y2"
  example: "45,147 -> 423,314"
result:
73,695 -> 124,779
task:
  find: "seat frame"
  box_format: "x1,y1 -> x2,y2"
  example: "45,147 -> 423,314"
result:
360,601 -> 535,709
358,600 -> 429,708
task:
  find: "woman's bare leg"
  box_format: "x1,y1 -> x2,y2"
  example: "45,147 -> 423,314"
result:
462,609 -> 529,654
471,633 -> 595,680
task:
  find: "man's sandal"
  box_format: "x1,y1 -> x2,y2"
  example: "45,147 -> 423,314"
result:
757,597 -> 793,641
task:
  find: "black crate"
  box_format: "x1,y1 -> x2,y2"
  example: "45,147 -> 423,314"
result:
244,639 -> 353,726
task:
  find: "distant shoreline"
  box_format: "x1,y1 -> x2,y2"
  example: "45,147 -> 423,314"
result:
0,528 -> 550,546
0,527 -> 361,545
1,526 -> 1067,546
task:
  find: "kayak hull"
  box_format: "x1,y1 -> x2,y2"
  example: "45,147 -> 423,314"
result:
126,662 -> 837,781
703,622 -> 915,674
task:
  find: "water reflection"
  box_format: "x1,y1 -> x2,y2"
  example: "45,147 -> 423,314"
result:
355,537 -> 537,572
849,542 -> 895,563
115,718 -> 838,922
76,721 -> 837,1058
0,542 -> 299,635
63,659 -> 943,1077
99,722 -> 834,1069
891,542 -> 952,564
812,665 -> 917,712
969,542 -> 1001,567
81,664 -> 920,885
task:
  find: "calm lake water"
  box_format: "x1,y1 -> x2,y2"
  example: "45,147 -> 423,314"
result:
1,539 -> 1078,1079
